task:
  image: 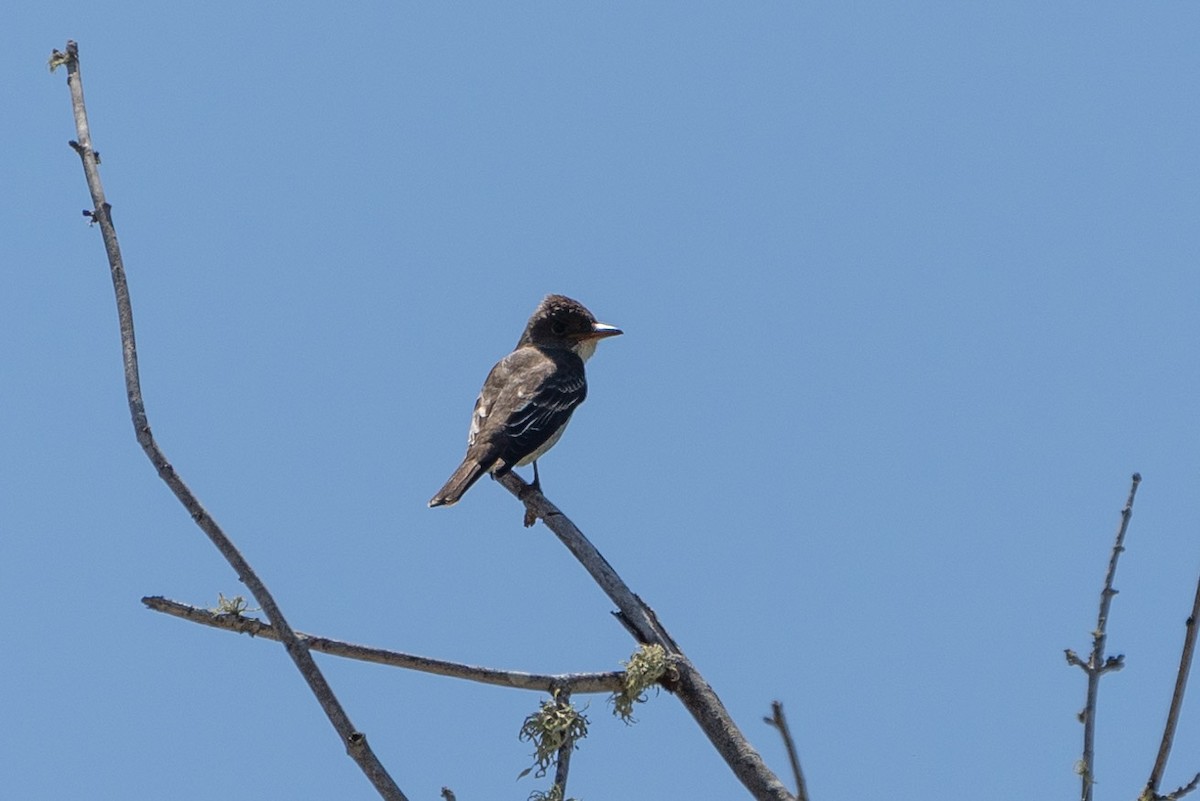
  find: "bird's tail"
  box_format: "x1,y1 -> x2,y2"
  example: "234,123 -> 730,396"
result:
428,459 -> 489,507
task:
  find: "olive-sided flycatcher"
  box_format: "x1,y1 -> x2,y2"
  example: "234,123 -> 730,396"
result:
428,294 -> 622,508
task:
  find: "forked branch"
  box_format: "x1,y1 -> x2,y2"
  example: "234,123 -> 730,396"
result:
499,472 -> 795,801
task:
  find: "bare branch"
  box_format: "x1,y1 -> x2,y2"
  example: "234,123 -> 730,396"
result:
52,41 -> 406,801
763,702 -> 809,801
143,596 -> 626,693
553,690 -> 576,800
1165,773 -> 1200,801
1143,567 -> 1200,799
497,472 -> 795,801
1072,472 -> 1141,801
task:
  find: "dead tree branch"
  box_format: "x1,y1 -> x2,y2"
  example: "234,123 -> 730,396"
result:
1064,473 -> 1141,801
143,596 -> 625,694
1142,567 -> 1200,801
764,701 -> 810,801
51,40 -> 407,801
553,690 -> 577,800
499,472 -> 795,801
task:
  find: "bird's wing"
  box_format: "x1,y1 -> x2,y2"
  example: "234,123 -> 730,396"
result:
469,348 -> 587,468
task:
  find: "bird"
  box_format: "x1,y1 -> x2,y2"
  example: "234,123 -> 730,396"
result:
428,294 -> 622,508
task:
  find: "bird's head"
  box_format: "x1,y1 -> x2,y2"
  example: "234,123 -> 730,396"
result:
519,294 -> 622,360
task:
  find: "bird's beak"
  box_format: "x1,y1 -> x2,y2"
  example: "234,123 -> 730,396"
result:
585,322 -> 623,340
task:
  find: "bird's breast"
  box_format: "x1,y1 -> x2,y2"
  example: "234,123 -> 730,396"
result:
514,420 -> 570,466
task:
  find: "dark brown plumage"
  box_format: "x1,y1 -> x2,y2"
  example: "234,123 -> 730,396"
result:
428,295 -> 622,508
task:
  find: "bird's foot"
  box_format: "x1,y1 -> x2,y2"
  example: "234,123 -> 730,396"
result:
518,462 -> 542,527
517,462 -> 542,498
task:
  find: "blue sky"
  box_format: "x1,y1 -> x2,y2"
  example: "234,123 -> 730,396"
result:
5,4 -> 1200,799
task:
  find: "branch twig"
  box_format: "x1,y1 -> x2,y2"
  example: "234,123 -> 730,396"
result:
498,472 -> 795,801
764,701 -> 809,801
51,40 -> 407,801
1066,473 -> 1141,801
143,596 -> 626,693
1143,566 -> 1200,801
553,689 -> 576,800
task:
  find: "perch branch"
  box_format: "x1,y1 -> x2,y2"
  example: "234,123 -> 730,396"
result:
52,40 -> 406,801
498,472 -> 794,801
143,596 -> 625,693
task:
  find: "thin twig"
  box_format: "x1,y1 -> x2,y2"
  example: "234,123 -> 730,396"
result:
497,472 -> 795,801
52,40 -> 406,801
1143,567 -> 1200,801
1067,473 -> 1141,801
1159,772 -> 1200,801
143,596 -> 626,693
553,689 -> 576,800
763,701 -> 809,801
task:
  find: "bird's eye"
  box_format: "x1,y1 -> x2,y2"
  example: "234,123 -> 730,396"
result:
550,320 -> 567,335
